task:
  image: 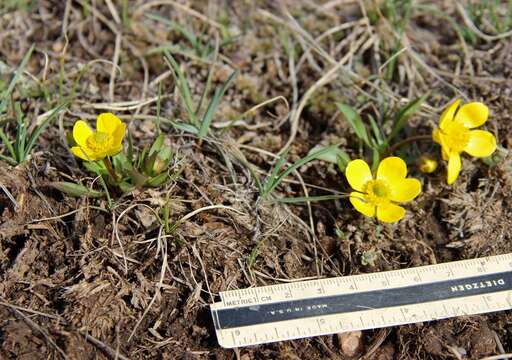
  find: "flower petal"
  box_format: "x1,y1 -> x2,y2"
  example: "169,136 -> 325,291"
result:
447,152 -> 461,185
73,120 -> 92,147
464,130 -> 496,158
112,122 -> 127,146
454,102 -> 488,128
349,192 -> 375,218
71,146 -> 95,161
345,159 -> 372,192
439,99 -> 460,130
97,113 -> 123,135
433,128 -> 450,160
377,157 -> 407,186
106,144 -> 123,157
389,178 -> 422,203
376,202 -> 405,223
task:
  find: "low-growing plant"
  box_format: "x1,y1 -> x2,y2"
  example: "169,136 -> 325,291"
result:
0,101 -> 68,165
163,50 -> 238,140
54,113 -> 178,203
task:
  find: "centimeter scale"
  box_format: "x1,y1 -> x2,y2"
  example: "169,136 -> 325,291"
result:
210,253 -> 512,348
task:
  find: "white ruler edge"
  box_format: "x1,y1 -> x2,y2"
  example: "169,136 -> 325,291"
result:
214,290 -> 512,348
211,254 -> 512,348
216,253 -> 512,308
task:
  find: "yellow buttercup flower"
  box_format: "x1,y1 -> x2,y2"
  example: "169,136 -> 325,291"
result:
345,157 -> 421,223
71,113 -> 126,161
432,99 -> 496,184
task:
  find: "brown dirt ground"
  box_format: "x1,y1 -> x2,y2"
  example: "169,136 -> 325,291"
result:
1,0 -> 512,359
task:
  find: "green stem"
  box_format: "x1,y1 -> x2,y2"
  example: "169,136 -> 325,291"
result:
387,134 -> 432,155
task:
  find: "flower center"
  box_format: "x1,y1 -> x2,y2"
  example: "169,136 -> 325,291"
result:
86,131 -> 114,153
364,179 -> 390,204
443,121 -> 470,153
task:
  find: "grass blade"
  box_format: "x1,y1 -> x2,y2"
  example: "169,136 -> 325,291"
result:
307,145 -> 350,165
0,127 -> 15,160
387,94 -> 428,143
163,50 -> 198,126
0,44 -> 34,114
272,194 -> 345,204
14,103 -> 25,162
197,69 -> 238,139
25,102 -> 68,160
368,115 -> 384,145
336,103 -> 370,146
265,145 -> 339,196
145,13 -> 199,49
263,149 -> 288,196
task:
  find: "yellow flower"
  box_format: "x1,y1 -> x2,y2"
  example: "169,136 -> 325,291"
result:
417,154 -> 438,174
345,157 -> 421,223
71,113 -> 126,161
432,99 -> 496,184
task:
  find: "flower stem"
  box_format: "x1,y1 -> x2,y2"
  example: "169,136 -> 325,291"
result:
387,134 -> 432,155
103,157 -> 118,183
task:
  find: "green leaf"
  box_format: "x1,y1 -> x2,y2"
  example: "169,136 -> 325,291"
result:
264,145 -> 339,197
84,160 -> 107,174
263,149 -> 288,195
163,50 -> 198,126
24,101 -> 68,161
14,103 -> 26,162
169,120 -> 199,134
198,69 -> 238,139
271,194 -> 345,204
158,146 -> 172,162
113,152 -> 132,172
307,145 -> 350,166
149,133 -> 165,156
336,103 -> 370,146
118,181 -> 136,193
146,172 -> 169,187
0,44 -> 34,114
127,128 -> 134,163
50,182 -> 104,198
368,115 -> 384,145
0,127 -> 16,160
387,94 -> 428,143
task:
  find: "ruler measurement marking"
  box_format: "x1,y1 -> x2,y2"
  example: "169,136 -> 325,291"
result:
212,255 -> 512,348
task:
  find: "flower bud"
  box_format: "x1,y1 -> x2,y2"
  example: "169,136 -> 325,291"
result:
418,155 -> 438,174
152,155 -> 167,174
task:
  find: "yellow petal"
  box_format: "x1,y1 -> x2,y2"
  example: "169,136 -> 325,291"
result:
454,102 -> 488,129
349,192 -> 375,218
433,129 -> 450,160
106,144 -> 123,157
447,152 -> 461,185
390,178 -> 421,202
464,130 -> 496,158
71,146 -> 95,161
376,157 -> 407,186
112,122 -> 127,146
345,159 -> 372,192
376,202 -> 405,223
432,128 -> 441,144
73,120 -> 93,147
439,99 -> 460,130
97,113 -> 123,135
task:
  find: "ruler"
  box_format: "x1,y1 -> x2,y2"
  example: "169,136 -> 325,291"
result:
210,253 -> 512,348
